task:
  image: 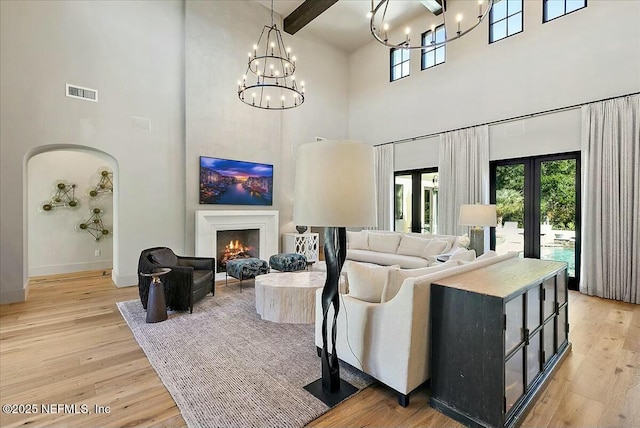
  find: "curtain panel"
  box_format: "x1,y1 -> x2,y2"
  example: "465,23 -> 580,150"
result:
580,94 -> 639,304
374,144 -> 394,231
437,125 -> 490,236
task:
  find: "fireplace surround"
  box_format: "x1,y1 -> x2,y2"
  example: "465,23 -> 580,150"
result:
195,210 -> 279,277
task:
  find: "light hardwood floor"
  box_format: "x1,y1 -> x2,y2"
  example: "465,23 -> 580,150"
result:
0,270 -> 638,428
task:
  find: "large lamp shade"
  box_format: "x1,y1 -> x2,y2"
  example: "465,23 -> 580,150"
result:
294,140 -> 377,227
459,204 -> 497,227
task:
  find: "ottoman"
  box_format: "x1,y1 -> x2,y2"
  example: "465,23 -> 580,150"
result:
225,258 -> 269,290
269,253 -> 307,272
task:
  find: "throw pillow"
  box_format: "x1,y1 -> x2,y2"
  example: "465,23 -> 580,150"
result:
347,230 -> 369,250
381,260 -> 460,302
346,262 -> 395,303
457,233 -> 471,249
368,232 -> 402,254
450,248 -> 477,262
396,235 -> 430,257
421,239 -> 449,258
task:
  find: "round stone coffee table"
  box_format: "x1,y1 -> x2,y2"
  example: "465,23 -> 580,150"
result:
254,271 -> 327,324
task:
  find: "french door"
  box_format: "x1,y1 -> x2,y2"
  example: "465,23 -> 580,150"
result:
490,152 -> 581,289
394,168 -> 439,234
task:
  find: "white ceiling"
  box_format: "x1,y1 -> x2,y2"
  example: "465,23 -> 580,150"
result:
255,0 -> 426,52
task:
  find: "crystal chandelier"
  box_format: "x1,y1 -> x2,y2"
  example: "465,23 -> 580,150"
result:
370,0 -> 494,50
238,0 -> 305,110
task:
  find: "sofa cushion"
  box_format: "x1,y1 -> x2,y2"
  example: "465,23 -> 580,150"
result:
347,230 -> 369,250
368,232 -> 402,254
347,249 -> 431,269
476,250 -> 498,260
346,262 -> 395,303
381,260 -> 460,302
150,248 -> 178,266
396,235 -> 430,257
421,239 -> 449,259
450,248 -> 477,262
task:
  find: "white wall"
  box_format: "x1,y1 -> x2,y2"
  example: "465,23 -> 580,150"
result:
351,0 -> 640,167
184,0 -> 349,252
0,0 -> 184,303
28,150 -> 114,276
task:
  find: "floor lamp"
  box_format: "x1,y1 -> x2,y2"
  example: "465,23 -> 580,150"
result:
294,140 -> 377,407
459,204 -> 497,256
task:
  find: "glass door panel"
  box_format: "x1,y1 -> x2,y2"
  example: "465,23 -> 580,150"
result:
556,306 -> 568,351
557,271 -> 567,306
526,332 -> 542,387
543,319 -> 555,366
421,172 -> 439,234
505,348 -> 525,414
491,153 -> 580,289
526,286 -> 541,331
539,159 -> 577,278
543,277 -> 555,321
395,175 -> 412,233
505,296 -> 524,355
495,163 -> 525,256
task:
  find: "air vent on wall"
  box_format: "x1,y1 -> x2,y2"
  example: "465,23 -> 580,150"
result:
66,84 -> 98,102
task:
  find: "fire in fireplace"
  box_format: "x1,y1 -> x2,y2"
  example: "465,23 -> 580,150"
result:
216,229 -> 260,272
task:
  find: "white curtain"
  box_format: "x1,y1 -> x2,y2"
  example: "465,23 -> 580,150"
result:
438,125 -> 490,236
373,144 -> 394,230
580,94 -> 639,304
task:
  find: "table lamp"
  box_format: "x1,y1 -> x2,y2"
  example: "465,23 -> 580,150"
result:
294,139 -> 377,406
459,204 -> 497,256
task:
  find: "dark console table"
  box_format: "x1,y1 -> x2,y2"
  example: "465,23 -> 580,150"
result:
430,257 -> 569,428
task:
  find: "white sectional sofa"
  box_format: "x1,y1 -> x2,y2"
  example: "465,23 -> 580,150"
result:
315,251 -> 518,407
346,230 -> 463,268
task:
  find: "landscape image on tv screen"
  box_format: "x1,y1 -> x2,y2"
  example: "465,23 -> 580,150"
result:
200,156 -> 273,205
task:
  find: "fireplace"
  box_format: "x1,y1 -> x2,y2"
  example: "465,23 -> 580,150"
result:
216,229 -> 260,272
195,210 -> 279,278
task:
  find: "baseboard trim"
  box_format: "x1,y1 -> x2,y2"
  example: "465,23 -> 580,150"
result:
112,272 -> 137,288
29,261 -> 113,277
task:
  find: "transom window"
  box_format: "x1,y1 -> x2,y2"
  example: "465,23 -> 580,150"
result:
390,47 -> 410,82
421,24 -> 446,70
490,0 -> 523,43
543,0 -> 586,22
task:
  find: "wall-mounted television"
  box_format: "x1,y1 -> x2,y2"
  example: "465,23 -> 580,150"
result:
199,156 -> 273,205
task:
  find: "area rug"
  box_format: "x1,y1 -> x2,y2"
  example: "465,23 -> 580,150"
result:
117,285 -> 372,428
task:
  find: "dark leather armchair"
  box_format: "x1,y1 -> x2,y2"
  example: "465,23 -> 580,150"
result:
138,247 -> 215,313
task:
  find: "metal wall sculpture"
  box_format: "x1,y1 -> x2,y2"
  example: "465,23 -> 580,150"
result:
88,168 -> 113,197
38,168 -> 113,241
41,181 -> 79,211
77,207 -> 110,241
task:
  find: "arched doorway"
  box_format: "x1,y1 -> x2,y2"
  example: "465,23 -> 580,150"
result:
26,146 -> 117,280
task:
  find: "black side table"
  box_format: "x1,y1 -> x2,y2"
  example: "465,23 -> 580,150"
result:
140,268 -> 171,323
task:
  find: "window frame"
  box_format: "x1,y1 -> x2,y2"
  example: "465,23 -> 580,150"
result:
390,47 -> 410,82
421,24 -> 446,70
543,0 -> 587,23
489,0 -> 524,44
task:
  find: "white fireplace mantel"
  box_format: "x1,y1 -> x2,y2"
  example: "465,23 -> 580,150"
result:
195,210 -> 279,273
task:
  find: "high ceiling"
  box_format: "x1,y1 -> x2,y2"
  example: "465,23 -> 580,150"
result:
255,0 -> 427,52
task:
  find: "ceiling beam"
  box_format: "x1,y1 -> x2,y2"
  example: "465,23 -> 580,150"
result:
284,0 -> 339,35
